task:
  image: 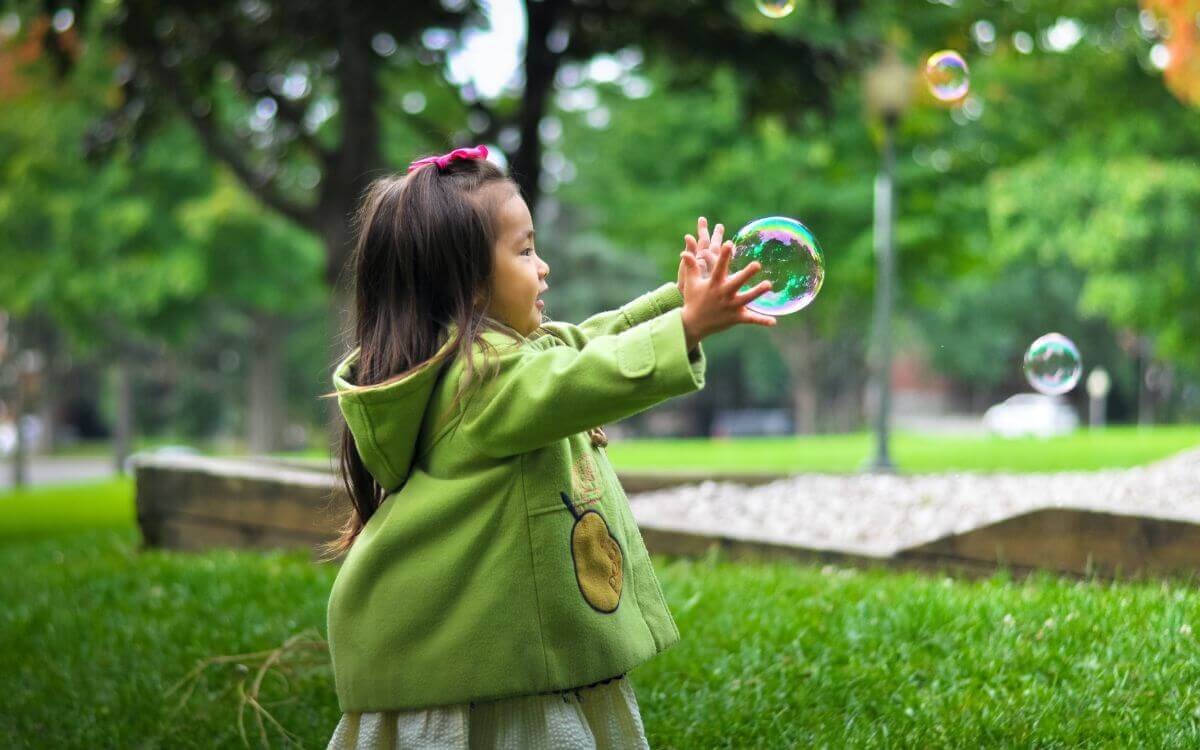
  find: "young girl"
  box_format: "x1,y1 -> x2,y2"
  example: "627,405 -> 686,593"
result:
320,145 -> 776,750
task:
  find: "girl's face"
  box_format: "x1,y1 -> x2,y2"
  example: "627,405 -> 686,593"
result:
485,190 -> 549,337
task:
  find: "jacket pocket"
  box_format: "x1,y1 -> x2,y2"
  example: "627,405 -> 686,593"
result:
529,492 -> 624,614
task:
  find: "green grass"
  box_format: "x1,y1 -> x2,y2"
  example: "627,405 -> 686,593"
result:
279,425 -> 1200,474
0,478 -> 134,541
602,425 -> 1200,474
5,527 -> 1200,748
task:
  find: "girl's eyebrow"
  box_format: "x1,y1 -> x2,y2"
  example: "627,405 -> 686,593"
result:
516,228 -> 535,247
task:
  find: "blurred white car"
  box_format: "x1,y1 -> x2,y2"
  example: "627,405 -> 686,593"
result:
0,417 -> 40,456
0,420 -> 14,456
983,393 -> 1079,438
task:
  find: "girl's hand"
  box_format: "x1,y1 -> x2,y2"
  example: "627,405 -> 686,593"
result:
678,238 -> 776,351
678,217 -> 722,294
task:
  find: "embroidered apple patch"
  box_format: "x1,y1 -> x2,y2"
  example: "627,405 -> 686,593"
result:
560,491 -> 623,613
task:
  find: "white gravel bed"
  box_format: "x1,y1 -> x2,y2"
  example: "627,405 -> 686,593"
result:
627,448 -> 1200,557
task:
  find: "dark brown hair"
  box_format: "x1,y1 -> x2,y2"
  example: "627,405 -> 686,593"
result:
316,156 -> 545,563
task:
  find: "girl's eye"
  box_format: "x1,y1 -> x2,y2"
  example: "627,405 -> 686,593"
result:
522,247 -> 534,256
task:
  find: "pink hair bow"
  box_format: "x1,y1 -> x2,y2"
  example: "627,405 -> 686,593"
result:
407,144 -> 489,173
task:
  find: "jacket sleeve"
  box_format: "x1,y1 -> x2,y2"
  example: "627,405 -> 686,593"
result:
458,306 -> 705,458
540,282 -> 684,351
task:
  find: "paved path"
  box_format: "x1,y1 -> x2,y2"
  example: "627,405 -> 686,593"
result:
0,456 -> 117,490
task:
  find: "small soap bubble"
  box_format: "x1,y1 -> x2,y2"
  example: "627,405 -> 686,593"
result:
728,216 -> 825,316
756,0 -> 795,19
925,50 -> 970,102
1024,333 -> 1082,395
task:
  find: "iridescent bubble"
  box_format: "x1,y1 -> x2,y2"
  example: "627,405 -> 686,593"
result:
756,0 -> 795,19
925,50 -> 970,102
1023,333 -> 1082,395
728,216 -> 825,316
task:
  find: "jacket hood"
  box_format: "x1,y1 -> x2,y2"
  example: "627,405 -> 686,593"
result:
331,322 -> 524,491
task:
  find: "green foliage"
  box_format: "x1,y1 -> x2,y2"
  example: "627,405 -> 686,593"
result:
990,156 -> 1200,368
559,64 -> 877,343
0,37 -> 212,353
177,174 -> 324,316
7,0 -> 1200,436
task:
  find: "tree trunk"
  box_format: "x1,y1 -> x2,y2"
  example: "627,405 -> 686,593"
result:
36,375 -> 57,454
10,383 -> 27,488
831,377 -> 861,432
113,361 -> 133,475
1137,346 -> 1153,426
326,266 -> 356,458
770,320 -> 821,435
791,379 -> 819,435
247,311 -> 284,454
33,327 -> 59,453
510,0 -> 566,209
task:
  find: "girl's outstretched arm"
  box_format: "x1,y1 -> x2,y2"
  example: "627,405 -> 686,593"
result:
457,307 -> 703,458
540,282 -> 683,350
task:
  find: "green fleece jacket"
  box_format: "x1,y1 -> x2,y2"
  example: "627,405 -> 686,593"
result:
326,282 -> 705,712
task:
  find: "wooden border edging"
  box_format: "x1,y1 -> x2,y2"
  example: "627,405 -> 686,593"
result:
900,507 -> 1200,580
130,454 -> 1200,580
132,453 -> 340,561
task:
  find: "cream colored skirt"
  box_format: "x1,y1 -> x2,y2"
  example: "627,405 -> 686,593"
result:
326,674 -> 650,750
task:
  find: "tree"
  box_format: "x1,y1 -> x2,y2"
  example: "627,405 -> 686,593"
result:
989,155 -> 1200,375
43,0 -> 861,365
0,25 -> 215,468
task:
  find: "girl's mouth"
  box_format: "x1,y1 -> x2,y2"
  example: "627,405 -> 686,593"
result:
536,299 -> 545,310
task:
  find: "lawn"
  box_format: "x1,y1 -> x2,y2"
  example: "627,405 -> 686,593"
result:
275,425 -> 1200,475
602,425 -> 1200,474
0,477 -> 133,541
4,521 -> 1200,747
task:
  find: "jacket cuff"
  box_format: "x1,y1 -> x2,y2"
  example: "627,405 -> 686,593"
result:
639,307 -> 705,394
620,282 -> 685,329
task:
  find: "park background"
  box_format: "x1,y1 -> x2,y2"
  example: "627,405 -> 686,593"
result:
5,0 -> 1200,747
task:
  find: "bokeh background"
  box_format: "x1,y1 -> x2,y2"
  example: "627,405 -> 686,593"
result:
2,0 -> 1199,477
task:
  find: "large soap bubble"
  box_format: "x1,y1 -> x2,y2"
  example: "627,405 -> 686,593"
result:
1024,333 -> 1082,395
925,50 -> 970,102
728,216 -> 825,316
755,0 -> 795,19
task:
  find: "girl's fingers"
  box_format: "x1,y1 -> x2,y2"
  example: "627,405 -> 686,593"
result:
712,240 -> 734,281
728,260 -> 764,288
698,217 -> 709,248
733,279 -> 773,305
742,310 -> 778,327
684,235 -> 697,254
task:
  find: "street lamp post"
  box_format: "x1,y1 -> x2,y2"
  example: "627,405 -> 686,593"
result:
863,48 -> 913,473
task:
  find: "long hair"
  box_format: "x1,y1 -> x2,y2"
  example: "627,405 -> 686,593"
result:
316,156 -> 545,563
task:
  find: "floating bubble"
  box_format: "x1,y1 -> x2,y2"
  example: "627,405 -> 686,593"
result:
756,0 -> 795,19
925,50 -> 970,102
728,216 -> 825,316
1023,333 -> 1082,395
